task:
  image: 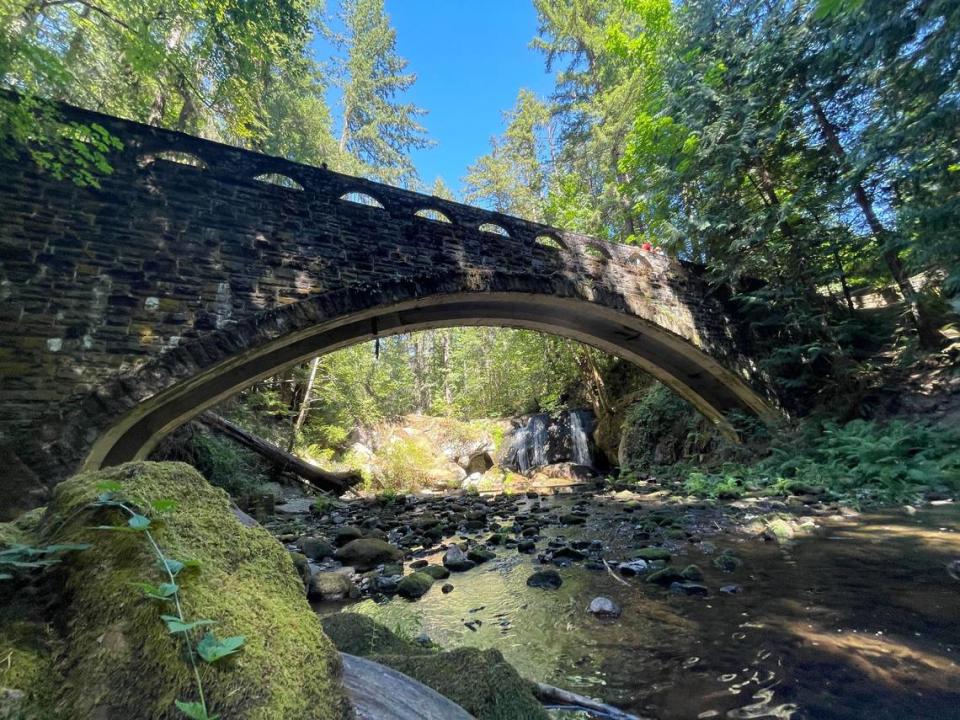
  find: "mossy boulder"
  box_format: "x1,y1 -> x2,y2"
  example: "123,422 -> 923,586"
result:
321,613 -> 547,720
308,571 -> 356,601
420,564 -> 451,580
334,538 -> 403,571
630,546 -> 672,562
0,462 -> 352,720
396,571 -> 434,599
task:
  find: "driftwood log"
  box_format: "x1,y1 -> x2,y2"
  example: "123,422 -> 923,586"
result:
533,681 -> 650,720
198,412 -> 362,494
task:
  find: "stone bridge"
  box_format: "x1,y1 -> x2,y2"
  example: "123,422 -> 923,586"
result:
0,101 -> 776,516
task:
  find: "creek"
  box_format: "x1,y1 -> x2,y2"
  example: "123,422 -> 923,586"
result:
306,490 -> 960,720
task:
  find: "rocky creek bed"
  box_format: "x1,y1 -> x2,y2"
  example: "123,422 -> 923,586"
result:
266,479 -> 960,720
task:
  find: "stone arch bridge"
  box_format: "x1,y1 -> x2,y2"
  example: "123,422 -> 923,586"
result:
0,102 -> 776,516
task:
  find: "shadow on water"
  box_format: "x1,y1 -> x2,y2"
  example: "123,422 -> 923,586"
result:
314,490 -> 960,720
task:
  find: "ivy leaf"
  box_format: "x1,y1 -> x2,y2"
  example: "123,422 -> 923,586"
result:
196,632 -> 246,663
160,615 -> 216,634
175,700 -> 218,720
128,514 -> 151,531
151,499 -> 177,513
163,558 -> 185,576
131,581 -> 178,600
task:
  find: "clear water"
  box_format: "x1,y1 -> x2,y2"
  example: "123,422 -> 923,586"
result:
323,498 -> 960,720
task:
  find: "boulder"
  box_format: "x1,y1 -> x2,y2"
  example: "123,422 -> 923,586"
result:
334,526 -> 364,547
334,539 -> 403,571
466,547 -> 495,564
420,564 -> 451,580
299,536 -> 335,561
442,545 -> 476,572
526,570 -> 563,590
397,572 -> 434,599
587,596 -> 622,618
0,461 -> 352,720
309,571 -> 355,601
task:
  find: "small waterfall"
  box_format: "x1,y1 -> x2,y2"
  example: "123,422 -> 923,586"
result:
529,414 -> 548,469
514,426 -> 530,474
569,410 -> 592,466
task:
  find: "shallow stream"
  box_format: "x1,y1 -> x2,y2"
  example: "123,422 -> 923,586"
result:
319,495 -> 960,719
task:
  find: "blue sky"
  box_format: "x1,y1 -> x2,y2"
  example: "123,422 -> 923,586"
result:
317,1 -> 555,197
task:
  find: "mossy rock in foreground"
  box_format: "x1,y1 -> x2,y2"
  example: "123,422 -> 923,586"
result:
0,461 -> 353,720
321,613 -> 548,720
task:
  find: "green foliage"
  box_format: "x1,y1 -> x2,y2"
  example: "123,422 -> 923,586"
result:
189,432 -> 263,497
681,419 -> 960,505
0,541 -> 90,581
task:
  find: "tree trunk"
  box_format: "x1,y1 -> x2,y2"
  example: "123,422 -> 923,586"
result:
809,96 -> 940,345
198,412 -> 361,494
288,357 -> 320,451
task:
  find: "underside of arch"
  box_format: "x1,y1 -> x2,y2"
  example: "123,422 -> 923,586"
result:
83,292 -> 778,472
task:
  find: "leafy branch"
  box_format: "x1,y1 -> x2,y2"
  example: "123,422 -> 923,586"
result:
89,481 -> 245,720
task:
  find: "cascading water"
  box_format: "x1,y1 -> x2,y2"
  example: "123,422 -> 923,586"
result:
569,410 -> 592,467
529,414 -> 548,469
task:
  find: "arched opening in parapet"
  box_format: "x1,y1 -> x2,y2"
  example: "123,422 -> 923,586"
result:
138,150 -> 207,169
83,291 -> 775,475
340,191 -> 385,208
479,222 -> 510,237
253,173 -> 304,191
414,208 -> 452,223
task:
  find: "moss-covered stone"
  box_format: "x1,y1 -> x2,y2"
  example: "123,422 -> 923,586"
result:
396,571 -> 434,599
320,613 -> 428,657
630,546 -> 672,561
646,567 -> 685,586
1,462 -> 352,720
320,613 -> 547,720
334,538 -> 403,571
372,649 -> 548,720
420,564 -> 450,580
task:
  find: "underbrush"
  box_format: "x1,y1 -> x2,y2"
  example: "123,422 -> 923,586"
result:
643,419 -> 960,506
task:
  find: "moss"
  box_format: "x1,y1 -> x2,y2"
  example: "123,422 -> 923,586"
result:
372,649 -> 548,720
321,613 -> 546,719
20,461 -> 352,720
420,564 -> 450,580
396,571 -> 434,599
333,538 -> 403,571
319,613 -> 427,657
630,547 -> 671,561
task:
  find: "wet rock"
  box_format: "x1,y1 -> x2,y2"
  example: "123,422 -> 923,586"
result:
527,569 -> 563,590
397,571 -> 434,599
442,545 -> 476,572
680,564 -> 703,581
334,539 -> 403,571
409,559 -> 428,569
467,547 -> 496,564
372,575 -> 400,593
617,559 -> 650,576
559,513 -> 587,525
298,537 -> 335,561
308,571 -> 355,601
552,546 -> 586,561
669,581 -> 709,596
764,518 -> 795,542
713,552 -> 742,572
421,564 -> 451,580
720,584 -> 743,594
630,546 -> 671,562
587,596 -> 622,618
334,526 -> 364,547
646,568 -> 685,586
517,539 -> 537,554
441,583 -> 454,594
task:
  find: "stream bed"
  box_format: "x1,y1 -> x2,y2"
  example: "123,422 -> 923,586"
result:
302,489 -> 960,719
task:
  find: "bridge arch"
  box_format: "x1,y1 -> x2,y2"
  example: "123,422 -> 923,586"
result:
0,100 -> 778,506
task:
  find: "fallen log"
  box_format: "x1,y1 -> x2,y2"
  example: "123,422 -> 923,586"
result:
533,681 -> 649,720
198,411 -> 362,495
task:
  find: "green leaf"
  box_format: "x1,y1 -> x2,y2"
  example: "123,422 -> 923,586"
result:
95,481 -> 123,493
175,700 -> 217,720
132,581 -> 178,600
151,499 -> 177,513
128,514 -> 151,531
163,558 -> 185,576
160,615 -> 216,634
196,632 -> 246,663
